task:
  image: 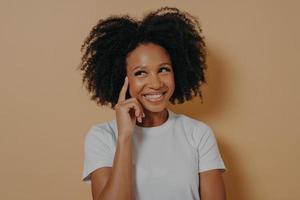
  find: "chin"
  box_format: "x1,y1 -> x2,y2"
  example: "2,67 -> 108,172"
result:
142,104 -> 167,113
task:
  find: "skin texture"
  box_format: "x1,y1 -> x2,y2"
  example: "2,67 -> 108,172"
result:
91,76 -> 137,200
126,43 -> 175,127
90,43 -> 226,200
199,169 -> 226,200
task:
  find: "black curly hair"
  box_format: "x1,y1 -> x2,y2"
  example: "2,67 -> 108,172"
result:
78,6 -> 207,109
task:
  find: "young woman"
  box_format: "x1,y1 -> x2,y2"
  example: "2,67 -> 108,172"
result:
79,7 -> 226,200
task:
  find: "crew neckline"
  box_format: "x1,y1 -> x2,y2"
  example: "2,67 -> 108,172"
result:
134,109 -> 175,134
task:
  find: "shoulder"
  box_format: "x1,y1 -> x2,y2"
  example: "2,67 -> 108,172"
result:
173,112 -> 212,134
172,111 -> 216,146
84,119 -> 118,145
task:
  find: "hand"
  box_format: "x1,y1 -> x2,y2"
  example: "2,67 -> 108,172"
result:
115,76 -> 145,137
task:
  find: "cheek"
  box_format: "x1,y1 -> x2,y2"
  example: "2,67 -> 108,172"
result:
166,74 -> 175,90
166,76 -> 175,97
128,77 -> 144,97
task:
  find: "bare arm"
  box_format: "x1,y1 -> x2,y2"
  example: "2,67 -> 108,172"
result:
91,134 -> 134,200
90,77 -> 144,200
199,169 -> 226,200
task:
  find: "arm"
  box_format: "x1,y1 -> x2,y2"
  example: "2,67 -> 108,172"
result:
90,77 -> 143,200
199,169 -> 226,200
91,134 -> 134,200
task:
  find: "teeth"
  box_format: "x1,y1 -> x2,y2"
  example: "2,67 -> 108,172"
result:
144,93 -> 163,100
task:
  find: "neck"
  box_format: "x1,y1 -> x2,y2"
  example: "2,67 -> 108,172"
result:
137,108 -> 168,127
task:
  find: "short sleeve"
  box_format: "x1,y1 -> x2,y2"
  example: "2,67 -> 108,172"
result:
197,125 -> 226,173
82,125 -> 115,183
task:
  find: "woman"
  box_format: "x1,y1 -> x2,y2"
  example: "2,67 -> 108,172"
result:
79,7 -> 226,200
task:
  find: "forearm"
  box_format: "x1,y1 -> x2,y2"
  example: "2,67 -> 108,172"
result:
98,134 -> 134,200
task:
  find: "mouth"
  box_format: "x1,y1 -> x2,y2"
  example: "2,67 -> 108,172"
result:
142,91 -> 167,102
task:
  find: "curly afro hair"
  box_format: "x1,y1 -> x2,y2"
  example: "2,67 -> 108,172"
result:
78,6 -> 207,109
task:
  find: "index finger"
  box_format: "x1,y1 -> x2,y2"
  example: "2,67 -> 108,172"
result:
118,76 -> 129,102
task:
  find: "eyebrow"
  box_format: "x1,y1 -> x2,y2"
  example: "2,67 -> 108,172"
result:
131,62 -> 172,71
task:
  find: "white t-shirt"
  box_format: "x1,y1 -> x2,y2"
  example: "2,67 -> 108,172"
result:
82,109 -> 226,200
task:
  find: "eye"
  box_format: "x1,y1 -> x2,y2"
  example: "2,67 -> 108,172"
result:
159,67 -> 171,73
134,70 -> 147,76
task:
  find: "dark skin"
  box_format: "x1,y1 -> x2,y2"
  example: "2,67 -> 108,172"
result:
125,43 -> 175,127
199,169 -> 226,199
127,43 -> 226,199
90,43 -> 226,200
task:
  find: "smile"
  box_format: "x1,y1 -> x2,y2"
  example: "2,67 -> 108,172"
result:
143,92 -> 166,102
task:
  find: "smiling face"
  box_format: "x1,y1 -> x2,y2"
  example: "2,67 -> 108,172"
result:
126,43 -> 175,114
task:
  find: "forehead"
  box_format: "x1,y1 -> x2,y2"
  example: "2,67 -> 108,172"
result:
126,43 -> 171,70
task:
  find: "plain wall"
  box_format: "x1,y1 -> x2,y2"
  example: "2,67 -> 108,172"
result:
0,0 -> 299,199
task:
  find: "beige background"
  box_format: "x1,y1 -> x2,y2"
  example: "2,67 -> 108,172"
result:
1,0 -> 299,199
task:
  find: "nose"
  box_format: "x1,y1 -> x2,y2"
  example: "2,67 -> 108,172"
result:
148,74 -> 163,89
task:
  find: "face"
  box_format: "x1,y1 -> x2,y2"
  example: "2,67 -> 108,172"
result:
126,43 -> 175,113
